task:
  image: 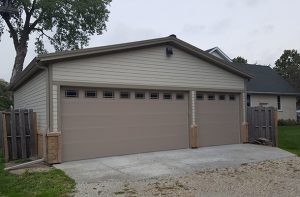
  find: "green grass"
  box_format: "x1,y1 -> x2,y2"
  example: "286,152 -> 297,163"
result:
0,154 -> 75,197
278,125 -> 300,156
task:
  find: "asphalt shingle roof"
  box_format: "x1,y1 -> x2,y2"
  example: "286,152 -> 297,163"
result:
232,63 -> 299,94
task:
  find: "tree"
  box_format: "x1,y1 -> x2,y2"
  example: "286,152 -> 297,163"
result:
232,56 -> 248,64
274,49 -> 300,107
0,79 -> 12,110
0,0 -> 111,82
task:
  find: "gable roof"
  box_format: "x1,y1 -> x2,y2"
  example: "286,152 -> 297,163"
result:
206,47 -> 232,62
10,35 -> 252,91
232,63 -> 299,95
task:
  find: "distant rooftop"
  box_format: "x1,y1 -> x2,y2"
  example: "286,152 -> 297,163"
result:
232,63 -> 299,95
206,47 -> 232,62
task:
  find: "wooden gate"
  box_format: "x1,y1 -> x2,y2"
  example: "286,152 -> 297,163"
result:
0,109 -> 37,162
247,106 -> 278,146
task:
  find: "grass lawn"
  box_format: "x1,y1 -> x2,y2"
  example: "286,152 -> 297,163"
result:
278,125 -> 300,156
0,154 -> 75,197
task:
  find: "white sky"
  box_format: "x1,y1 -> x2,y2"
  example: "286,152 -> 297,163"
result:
1,0 -> 300,81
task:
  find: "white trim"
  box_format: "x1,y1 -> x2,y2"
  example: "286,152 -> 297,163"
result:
248,91 -> 300,96
242,92 -> 247,123
191,91 -> 196,126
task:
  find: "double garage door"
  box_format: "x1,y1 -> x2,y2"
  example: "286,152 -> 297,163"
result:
61,88 -> 190,161
61,88 -> 240,162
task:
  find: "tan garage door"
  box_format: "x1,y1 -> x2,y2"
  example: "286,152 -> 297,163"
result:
196,92 -> 240,147
61,88 -> 189,161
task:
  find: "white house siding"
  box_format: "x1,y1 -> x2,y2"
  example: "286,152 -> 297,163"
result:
52,46 -> 245,91
14,71 -> 47,132
250,95 -> 296,120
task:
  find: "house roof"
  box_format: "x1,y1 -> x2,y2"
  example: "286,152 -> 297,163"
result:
9,35 -> 252,91
232,63 -> 299,95
206,47 -> 232,62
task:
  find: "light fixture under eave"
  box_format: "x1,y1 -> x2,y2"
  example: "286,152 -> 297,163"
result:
166,46 -> 173,57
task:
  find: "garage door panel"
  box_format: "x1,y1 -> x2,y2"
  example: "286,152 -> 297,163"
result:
62,100 -> 187,113
61,88 -> 189,161
62,124 -> 188,142
196,93 -> 240,147
62,114 -> 187,129
63,134 -> 188,161
63,131 -> 188,161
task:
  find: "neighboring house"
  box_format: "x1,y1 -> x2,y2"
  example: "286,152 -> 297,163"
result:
207,47 -> 299,121
10,35 -> 252,162
206,47 -> 232,62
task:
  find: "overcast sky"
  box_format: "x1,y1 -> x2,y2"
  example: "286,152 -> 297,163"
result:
1,0 -> 300,81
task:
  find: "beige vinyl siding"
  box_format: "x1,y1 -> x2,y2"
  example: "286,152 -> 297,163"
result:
52,46 -> 244,91
250,95 -> 297,120
14,71 -> 47,132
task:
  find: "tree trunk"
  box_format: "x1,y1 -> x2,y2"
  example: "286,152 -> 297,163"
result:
10,44 -> 28,83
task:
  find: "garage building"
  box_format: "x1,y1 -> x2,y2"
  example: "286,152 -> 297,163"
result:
11,35 -> 251,162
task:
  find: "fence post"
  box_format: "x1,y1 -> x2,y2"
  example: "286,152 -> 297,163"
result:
0,112 -> 3,151
2,114 -> 9,162
10,110 -> 17,160
29,110 -> 36,157
19,109 -> 27,159
274,111 -> 278,147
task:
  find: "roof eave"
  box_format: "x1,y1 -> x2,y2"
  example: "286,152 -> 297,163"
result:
38,36 -> 173,63
8,58 -> 42,91
248,91 -> 300,96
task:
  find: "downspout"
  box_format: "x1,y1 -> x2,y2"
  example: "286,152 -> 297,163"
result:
5,61 -> 49,171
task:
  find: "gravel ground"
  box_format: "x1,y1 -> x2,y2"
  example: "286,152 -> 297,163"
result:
75,157 -> 300,197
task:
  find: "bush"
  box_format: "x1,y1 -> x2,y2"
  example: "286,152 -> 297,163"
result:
278,119 -> 298,126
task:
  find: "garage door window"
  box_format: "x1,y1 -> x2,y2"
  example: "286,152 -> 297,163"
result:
208,94 -> 215,100
176,93 -> 184,100
150,92 -> 159,99
219,95 -> 225,100
135,92 -> 145,99
229,95 -> 235,101
196,93 -> 204,100
85,90 -> 97,98
103,91 -> 114,98
65,90 -> 78,98
120,92 -> 131,99
163,93 -> 172,100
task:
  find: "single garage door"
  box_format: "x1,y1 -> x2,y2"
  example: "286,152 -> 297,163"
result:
196,92 -> 240,147
61,88 -> 189,161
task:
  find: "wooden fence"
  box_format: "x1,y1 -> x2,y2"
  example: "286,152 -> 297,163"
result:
0,109 -> 37,162
247,106 -> 278,146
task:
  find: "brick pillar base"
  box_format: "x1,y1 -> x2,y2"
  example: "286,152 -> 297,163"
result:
241,122 -> 249,143
47,132 -> 62,164
37,133 -> 44,158
190,125 -> 198,148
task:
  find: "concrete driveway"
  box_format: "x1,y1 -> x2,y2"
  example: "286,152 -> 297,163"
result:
55,144 -> 294,183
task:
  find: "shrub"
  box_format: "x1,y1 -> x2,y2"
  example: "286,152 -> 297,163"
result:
278,119 -> 298,126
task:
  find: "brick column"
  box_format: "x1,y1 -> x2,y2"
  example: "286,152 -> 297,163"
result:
47,132 -> 62,164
